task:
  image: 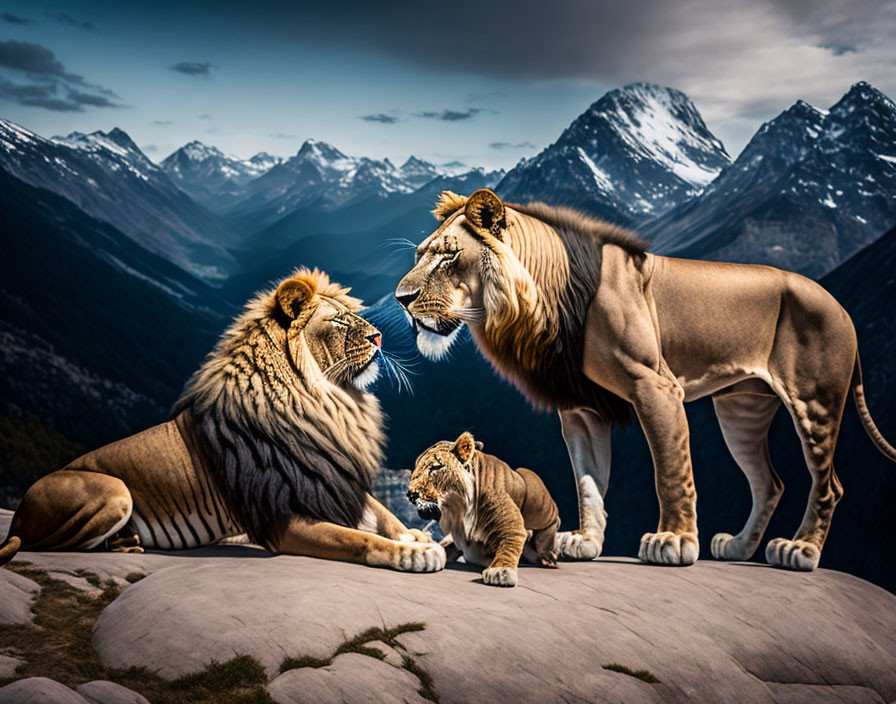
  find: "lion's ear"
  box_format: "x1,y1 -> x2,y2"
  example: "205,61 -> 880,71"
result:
451,431 -> 476,464
474,440 -> 484,451
465,189 -> 506,241
276,278 -> 316,320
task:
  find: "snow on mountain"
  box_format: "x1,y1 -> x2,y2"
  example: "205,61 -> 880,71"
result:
0,120 -> 239,280
161,140 -> 283,210
225,139 -> 490,230
644,81 -> 896,278
497,83 -> 731,224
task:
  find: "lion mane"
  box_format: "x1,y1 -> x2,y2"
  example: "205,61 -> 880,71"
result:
172,268 -> 385,544
434,191 -> 648,425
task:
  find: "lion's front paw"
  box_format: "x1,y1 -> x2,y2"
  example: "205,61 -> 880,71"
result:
482,566 -> 518,587
638,531 -> 699,565
394,541 -> 446,573
765,538 -> 820,571
557,530 -> 601,561
711,532 -> 754,561
398,528 -> 433,544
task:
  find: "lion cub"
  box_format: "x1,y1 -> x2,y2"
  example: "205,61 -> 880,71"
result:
407,432 -> 560,587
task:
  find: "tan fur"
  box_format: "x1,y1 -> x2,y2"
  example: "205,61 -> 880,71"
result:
408,432 -> 559,587
396,190 -> 895,571
0,269 -> 446,573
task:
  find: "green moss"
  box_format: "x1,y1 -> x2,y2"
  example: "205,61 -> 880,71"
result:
279,621 -> 438,701
603,662 -> 660,683
124,572 -> 146,584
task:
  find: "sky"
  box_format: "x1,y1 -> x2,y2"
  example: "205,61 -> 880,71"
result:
1,0 -> 894,170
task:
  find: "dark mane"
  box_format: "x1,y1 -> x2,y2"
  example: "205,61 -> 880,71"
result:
509,201 -> 650,254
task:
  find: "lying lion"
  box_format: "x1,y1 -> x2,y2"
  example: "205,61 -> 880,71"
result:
1,268 -> 446,573
407,431 -> 560,587
395,189 -> 895,571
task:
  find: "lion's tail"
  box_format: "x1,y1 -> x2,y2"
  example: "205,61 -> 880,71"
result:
0,533 -> 22,567
852,352 -> 896,462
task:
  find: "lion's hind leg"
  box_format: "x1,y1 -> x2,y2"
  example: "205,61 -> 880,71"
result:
13,470 -> 134,553
710,384 -> 783,561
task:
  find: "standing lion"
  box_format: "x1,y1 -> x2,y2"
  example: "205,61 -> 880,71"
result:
394,189 -> 894,571
1,268 -> 446,573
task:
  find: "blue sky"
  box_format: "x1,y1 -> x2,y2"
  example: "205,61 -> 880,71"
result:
1,1 -> 894,169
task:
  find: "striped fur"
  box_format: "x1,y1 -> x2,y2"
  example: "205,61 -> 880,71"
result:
0,269 -> 386,561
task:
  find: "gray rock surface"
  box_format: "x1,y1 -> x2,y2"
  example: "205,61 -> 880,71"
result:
0,654 -> 25,678
0,677 -> 90,704
268,652 -> 428,704
0,568 -> 39,624
3,508 -> 896,704
75,680 -> 151,704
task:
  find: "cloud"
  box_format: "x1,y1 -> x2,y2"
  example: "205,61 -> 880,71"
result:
489,141 -> 536,150
270,131 -> 297,139
360,113 -> 399,124
151,120 -> 173,125
0,40 -> 122,112
198,113 -> 212,119
46,11 -> 94,30
268,0 -> 896,150
416,108 -> 482,122
2,12 -> 32,24
170,61 -> 215,77
142,144 -> 159,153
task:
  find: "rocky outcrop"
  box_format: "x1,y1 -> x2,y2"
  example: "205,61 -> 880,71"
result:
1,509 -> 895,704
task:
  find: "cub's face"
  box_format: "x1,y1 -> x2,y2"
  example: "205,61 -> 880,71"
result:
407,432 -> 480,521
305,298 -> 382,391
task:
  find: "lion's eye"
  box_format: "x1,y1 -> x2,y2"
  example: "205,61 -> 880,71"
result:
429,463 -> 444,473
438,250 -> 461,266
330,318 -> 349,328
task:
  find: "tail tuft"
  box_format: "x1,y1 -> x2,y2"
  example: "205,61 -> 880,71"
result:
853,354 -> 896,462
0,535 -> 22,566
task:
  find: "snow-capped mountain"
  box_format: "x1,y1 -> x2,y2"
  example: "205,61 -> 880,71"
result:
645,82 -> 896,278
0,120 -> 239,280
161,141 -> 282,210
497,83 -> 731,224
225,139 -> 498,231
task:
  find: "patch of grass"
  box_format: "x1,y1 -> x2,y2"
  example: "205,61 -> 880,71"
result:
279,621 -> 438,701
0,562 -> 275,703
603,662 -> 660,683
124,572 -> 146,584
402,654 -> 440,703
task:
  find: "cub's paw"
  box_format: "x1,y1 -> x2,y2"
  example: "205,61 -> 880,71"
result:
638,531 -> 699,566
395,541 -> 446,573
557,531 -> 602,561
482,566 -> 518,587
710,532 -> 754,561
398,529 -> 433,543
765,538 -> 820,571
538,552 -> 559,569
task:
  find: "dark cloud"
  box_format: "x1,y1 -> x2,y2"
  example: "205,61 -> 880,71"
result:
198,113 -> 212,119
0,40 -> 122,112
142,144 -> 158,153
489,141 -> 536,150
46,11 -> 94,30
416,108 -> 482,122
817,42 -> 858,55
151,119 -> 173,125
360,113 -> 399,124
2,12 -> 32,24
270,131 -> 297,139
170,61 -> 215,77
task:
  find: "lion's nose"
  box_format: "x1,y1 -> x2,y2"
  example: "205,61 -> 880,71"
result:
395,288 -> 420,310
366,333 -> 382,348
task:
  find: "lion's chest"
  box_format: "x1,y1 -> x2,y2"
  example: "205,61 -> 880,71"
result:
439,494 -> 492,568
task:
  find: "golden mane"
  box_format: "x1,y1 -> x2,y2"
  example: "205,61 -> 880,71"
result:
437,193 -> 638,424
172,269 -> 384,541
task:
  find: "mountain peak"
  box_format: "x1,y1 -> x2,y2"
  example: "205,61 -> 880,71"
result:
296,139 -> 347,163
